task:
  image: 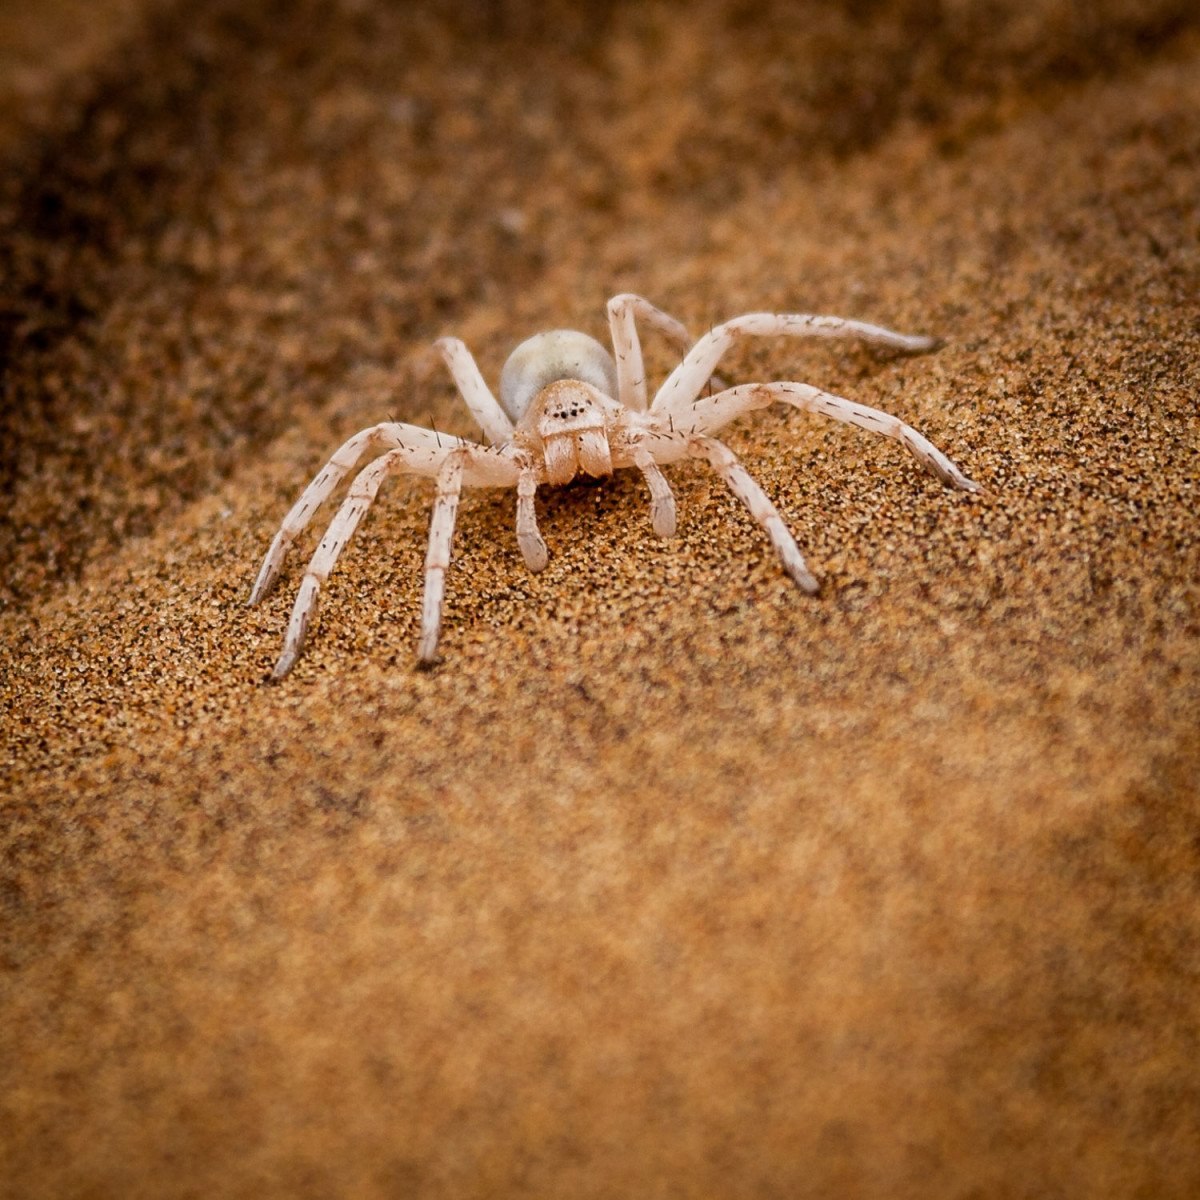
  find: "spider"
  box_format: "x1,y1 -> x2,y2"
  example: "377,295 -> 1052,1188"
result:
250,292 -> 980,679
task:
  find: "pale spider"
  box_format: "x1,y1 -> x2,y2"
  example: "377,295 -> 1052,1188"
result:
250,293 -> 980,679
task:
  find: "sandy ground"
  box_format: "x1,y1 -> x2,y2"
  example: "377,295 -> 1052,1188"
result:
2,1 -> 1199,1196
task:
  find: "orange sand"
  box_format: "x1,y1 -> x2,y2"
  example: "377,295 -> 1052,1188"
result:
2,2 -> 1198,1196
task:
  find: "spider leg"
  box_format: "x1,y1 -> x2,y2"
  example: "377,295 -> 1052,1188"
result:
661,381 -> 979,492
271,447 -> 412,680
268,441 -> 517,679
606,293 -> 694,410
652,312 -> 940,413
688,435 -> 818,592
631,444 -> 677,537
606,293 -> 731,412
418,450 -> 468,664
516,463 -> 549,571
434,337 -> 514,445
249,421 -> 473,605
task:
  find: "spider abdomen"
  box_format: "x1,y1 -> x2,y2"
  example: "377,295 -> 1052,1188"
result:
498,329 -> 618,422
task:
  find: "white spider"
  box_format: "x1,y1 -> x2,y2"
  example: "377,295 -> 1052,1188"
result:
250,293 -> 980,679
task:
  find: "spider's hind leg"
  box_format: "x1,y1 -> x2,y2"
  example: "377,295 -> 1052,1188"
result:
606,293 -> 731,412
607,293 -> 694,411
434,337 -> 514,446
250,423 -> 407,605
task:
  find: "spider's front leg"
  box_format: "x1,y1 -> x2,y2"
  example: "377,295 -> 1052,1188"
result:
630,444 -> 677,537
515,462 -> 549,572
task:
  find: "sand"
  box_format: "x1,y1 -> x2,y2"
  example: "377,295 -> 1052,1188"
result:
2,1 -> 1199,1196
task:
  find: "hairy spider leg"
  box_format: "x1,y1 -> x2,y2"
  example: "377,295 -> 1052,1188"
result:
661,382 -> 980,492
249,422 -> 475,605
516,464 -> 549,571
267,441 -> 516,679
630,444 -> 677,537
434,337 -> 515,446
688,436 -> 819,592
652,312 -> 940,415
606,293 -> 695,411
418,450 -> 468,664
271,447 -> 411,680
606,292 -> 732,412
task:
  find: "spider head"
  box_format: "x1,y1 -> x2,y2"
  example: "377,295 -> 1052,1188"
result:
531,380 -> 613,484
500,329 -> 620,484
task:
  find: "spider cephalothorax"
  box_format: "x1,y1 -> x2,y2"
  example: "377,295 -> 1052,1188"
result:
250,293 -> 980,679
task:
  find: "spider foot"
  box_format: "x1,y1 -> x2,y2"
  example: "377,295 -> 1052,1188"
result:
269,652 -> 298,683
786,561 -> 821,594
